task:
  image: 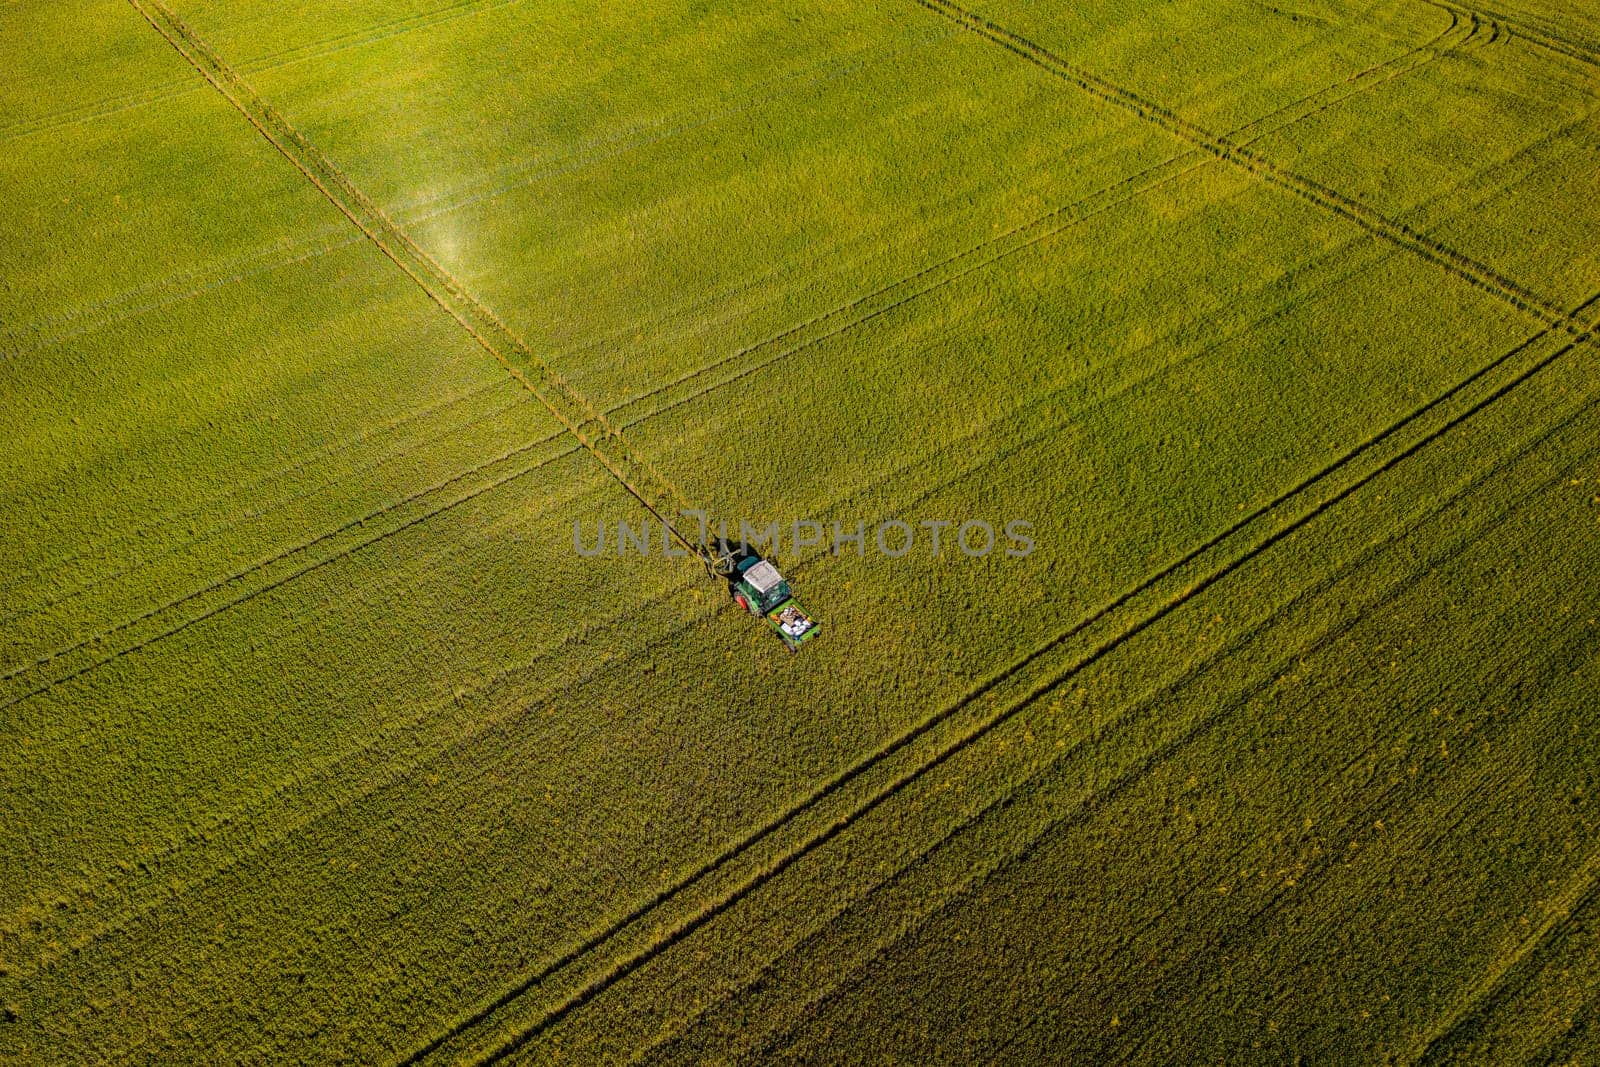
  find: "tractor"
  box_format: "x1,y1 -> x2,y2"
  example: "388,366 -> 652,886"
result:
709,541 -> 818,652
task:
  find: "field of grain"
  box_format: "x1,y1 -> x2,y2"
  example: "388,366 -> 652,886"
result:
2,0 -> 1597,1062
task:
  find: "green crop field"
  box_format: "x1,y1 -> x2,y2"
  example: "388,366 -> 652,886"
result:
3,0 -> 1598,1061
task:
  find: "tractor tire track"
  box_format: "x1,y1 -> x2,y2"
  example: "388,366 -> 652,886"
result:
1,560 -> 722,980
395,25 -> 956,228
1225,5 -> 1478,148
0,426 -> 579,712
1411,850 -> 1600,1062
231,0 -> 525,77
1438,0 -> 1600,67
0,386 -> 531,633
613,160 -> 1215,430
1102,625 -> 1597,1066
0,362 -> 507,607
0,79 -> 205,147
982,342 -> 1600,1064
1021,673 -> 1558,1067
0,154 -> 1352,677
0,221 -> 354,359
1097,609 -> 1591,1064
1119,749 -> 1590,1067
1394,101 -> 1600,272
911,0 -> 1594,343
1529,985 -> 1600,1066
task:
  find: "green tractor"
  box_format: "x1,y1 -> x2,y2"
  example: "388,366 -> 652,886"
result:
711,543 -> 818,652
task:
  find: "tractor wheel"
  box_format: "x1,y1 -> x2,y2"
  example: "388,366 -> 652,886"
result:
734,594 -> 749,612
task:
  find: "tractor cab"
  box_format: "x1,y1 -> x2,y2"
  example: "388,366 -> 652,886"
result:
725,550 -> 818,652
734,557 -> 790,613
